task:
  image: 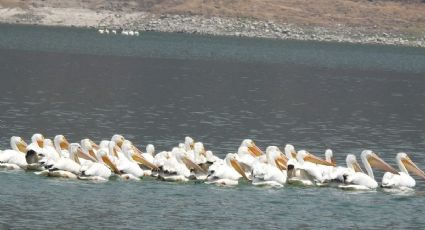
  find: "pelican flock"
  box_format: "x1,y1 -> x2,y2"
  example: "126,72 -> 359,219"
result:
1,133 -> 425,192
98,28 -> 140,36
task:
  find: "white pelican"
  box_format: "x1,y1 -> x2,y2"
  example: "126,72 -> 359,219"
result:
79,149 -> 120,181
53,135 -> 70,158
121,140 -> 158,175
340,150 -> 398,190
184,136 -> 195,151
0,136 -> 28,169
105,29 -> 110,34
134,31 -> 140,36
206,153 -> 249,186
128,30 -> 134,36
26,133 -> 45,153
240,139 -> 264,156
98,29 -> 104,34
284,144 -> 297,160
159,147 -> 205,182
251,146 -> 288,187
41,139 -> 61,161
118,141 -> 146,177
287,150 -> 335,185
153,150 -> 172,169
81,139 -> 99,161
321,154 -> 364,183
112,29 -> 117,34
143,144 -> 155,163
111,134 -> 125,148
236,139 -> 264,170
121,30 -> 129,35
381,152 -> 425,189
37,143 -> 84,179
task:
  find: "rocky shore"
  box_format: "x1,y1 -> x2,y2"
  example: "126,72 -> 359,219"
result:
0,6 -> 424,47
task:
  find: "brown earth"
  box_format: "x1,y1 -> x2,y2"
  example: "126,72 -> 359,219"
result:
1,0 -> 424,35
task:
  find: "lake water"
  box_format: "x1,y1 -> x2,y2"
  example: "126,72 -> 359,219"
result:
0,24 -> 425,229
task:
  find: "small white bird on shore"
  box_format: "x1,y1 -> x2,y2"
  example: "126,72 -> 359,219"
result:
105,29 -> 110,34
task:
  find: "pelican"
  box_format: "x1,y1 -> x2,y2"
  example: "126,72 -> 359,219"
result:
26,133 -> 45,153
112,29 -> 117,34
98,29 -> 104,34
111,134 -> 125,148
0,136 -> 28,169
321,154 -> 364,183
105,29 -> 110,34
40,139 -> 61,161
184,136 -> 195,151
236,139 -> 265,169
143,144 -> 155,163
53,135 -> 70,158
121,140 -> 158,175
240,139 -> 264,156
153,150 -> 172,169
340,150 -> 398,190
121,30 -> 129,35
316,149 -> 337,182
118,141 -> 146,177
134,31 -> 140,36
158,147 -> 205,182
287,150 -> 335,185
381,153 -> 425,189
206,153 -> 249,185
37,143 -> 84,179
128,30 -> 134,36
284,144 -> 297,160
79,149 -> 120,181
251,146 -> 288,187
81,139 -> 98,162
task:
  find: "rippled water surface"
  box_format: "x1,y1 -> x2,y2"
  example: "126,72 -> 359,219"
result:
1,24 -> 425,229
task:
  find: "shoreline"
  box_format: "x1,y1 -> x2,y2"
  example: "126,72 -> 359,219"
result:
0,6 -> 424,48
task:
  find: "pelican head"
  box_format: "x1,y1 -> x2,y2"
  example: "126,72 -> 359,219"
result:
31,133 -> 45,148
194,142 -> 206,156
185,136 -> 195,150
44,139 -> 54,148
111,134 -> 125,148
325,149 -> 336,165
10,136 -> 28,153
97,148 -> 120,174
266,146 -> 288,170
240,139 -> 264,156
225,153 -> 249,180
54,135 -> 70,151
146,144 -> 155,155
99,140 -> 110,149
123,140 -> 157,170
397,152 -> 425,180
297,150 -> 336,166
176,148 -> 205,173
284,144 -> 297,159
346,154 -> 363,172
121,140 -> 133,153
108,141 -> 121,158
68,143 -> 83,164
361,150 -> 398,174
81,138 -> 98,160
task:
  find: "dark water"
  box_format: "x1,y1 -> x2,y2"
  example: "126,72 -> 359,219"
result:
0,24 -> 425,229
